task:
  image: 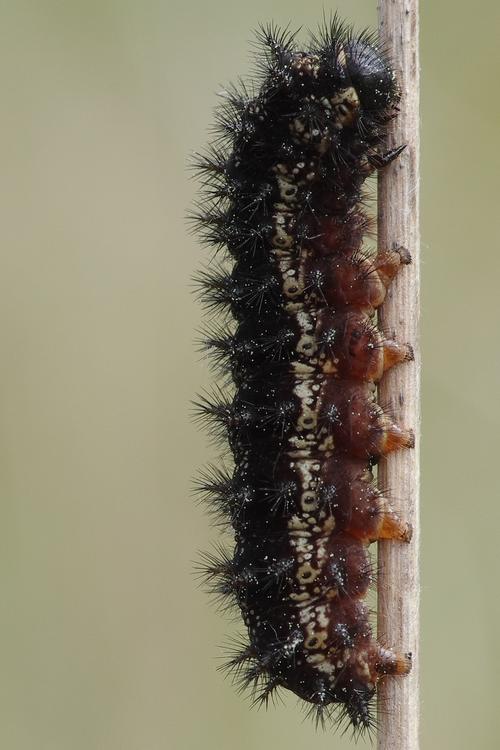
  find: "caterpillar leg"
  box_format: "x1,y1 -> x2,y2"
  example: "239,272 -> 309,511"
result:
382,339 -> 414,373
340,245 -> 411,312
367,144 -> 406,171
372,245 -> 411,293
347,501 -> 412,544
376,648 -> 413,677
376,418 -> 415,455
377,506 -> 412,543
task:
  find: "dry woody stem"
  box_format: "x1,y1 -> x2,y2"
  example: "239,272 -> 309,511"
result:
377,1 -> 420,749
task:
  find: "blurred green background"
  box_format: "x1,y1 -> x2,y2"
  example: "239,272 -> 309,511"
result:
1,1 -> 499,748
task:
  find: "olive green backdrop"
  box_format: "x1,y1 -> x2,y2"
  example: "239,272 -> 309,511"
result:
1,1 -> 499,749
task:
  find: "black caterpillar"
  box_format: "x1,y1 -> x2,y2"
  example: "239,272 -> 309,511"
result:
191,18 -> 414,734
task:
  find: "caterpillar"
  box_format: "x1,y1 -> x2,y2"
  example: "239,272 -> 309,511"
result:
191,18 -> 414,734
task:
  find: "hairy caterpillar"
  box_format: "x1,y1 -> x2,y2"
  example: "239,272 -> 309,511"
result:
191,18 -> 414,734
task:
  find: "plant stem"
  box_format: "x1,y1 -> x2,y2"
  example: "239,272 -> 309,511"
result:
377,1 -> 420,748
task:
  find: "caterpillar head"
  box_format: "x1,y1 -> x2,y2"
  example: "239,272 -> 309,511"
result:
341,39 -> 399,113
